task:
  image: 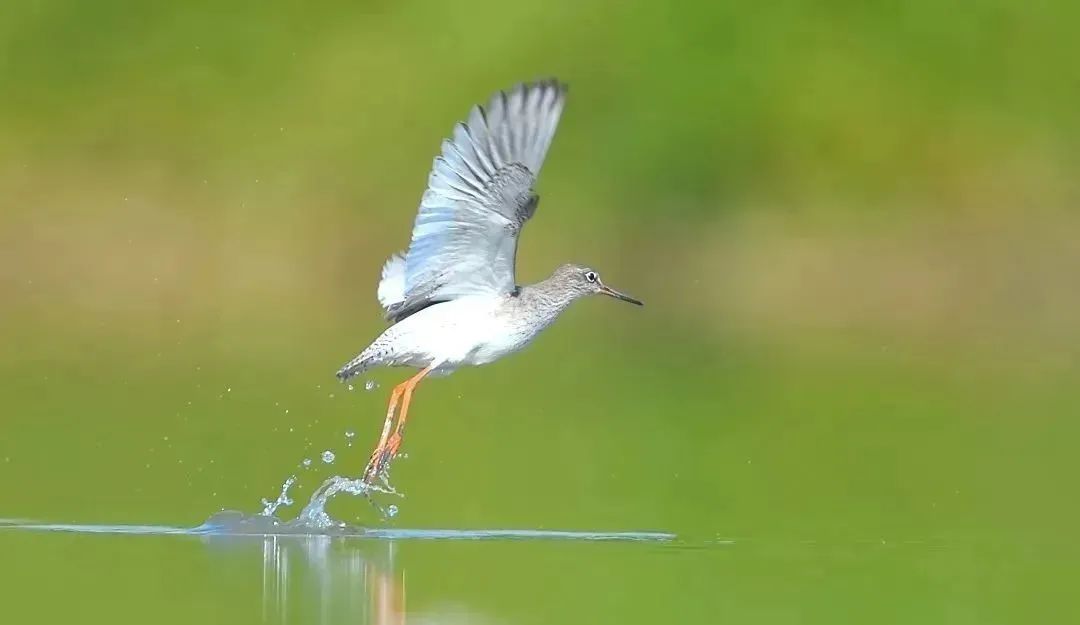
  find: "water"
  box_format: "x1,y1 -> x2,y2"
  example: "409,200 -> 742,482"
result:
255,424 -> 398,527
0,517 -> 676,541
294,475 -> 389,529
5,239 -> 1079,625
0,518 -> 1072,624
260,474 -> 298,517
3,335 -> 1076,623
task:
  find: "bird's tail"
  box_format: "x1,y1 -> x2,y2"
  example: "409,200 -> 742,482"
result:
335,351 -> 375,381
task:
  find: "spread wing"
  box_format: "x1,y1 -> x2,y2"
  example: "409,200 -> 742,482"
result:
379,79 -> 568,322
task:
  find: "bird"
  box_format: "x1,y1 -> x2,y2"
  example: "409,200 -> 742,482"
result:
335,78 -> 643,487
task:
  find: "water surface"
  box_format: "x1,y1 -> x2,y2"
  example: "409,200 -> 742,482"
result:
1,517 -> 1072,624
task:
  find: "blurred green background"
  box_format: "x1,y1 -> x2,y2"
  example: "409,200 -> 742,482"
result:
1,1 -> 1078,623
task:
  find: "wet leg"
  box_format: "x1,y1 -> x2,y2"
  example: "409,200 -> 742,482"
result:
383,365 -> 434,461
362,381 -> 406,483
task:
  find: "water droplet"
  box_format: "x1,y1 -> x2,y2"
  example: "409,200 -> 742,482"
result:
347,384 -> 354,392
301,458 -> 312,468
364,380 -> 378,391
387,505 -> 398,518
345,430 -> 356,439
260,474 -> 298,516
321,450 -> 336,464
328,393 -> 335,399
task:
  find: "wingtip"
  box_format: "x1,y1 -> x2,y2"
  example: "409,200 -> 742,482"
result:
539,77 -> 568,93
497,77 -> 568,103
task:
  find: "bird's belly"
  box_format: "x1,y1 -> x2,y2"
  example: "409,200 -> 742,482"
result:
464,327 -> 533,366
439,308 -> 538,367
384,297 -> 527,369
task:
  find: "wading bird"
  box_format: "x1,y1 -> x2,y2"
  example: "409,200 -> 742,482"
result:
336,79 -> 642,485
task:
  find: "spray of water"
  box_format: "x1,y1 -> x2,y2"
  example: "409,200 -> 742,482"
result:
260,474 -> 298,517
292,475 -> 400,529
255,423 -> 405,529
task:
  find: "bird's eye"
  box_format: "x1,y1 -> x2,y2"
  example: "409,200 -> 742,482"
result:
584,271 -> 598,283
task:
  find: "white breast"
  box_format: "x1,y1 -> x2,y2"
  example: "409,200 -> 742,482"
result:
379,295 -> 531,371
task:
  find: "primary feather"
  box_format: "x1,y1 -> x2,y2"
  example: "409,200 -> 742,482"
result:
382,79 -> 568,323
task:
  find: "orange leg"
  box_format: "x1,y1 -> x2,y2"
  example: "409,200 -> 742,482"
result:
363,382 -> 406,483
363,365 -> 434,483
384,365 -> 433,459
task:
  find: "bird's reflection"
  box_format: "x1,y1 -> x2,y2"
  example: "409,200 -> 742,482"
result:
215,535 -> 406,625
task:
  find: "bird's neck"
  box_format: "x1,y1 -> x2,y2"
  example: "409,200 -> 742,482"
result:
517,279 -> 579,318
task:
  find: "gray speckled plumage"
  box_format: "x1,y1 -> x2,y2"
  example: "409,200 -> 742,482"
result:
337,263 -> 641,380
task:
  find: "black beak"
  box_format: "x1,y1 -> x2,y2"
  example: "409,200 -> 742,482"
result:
599,284 -> 643,306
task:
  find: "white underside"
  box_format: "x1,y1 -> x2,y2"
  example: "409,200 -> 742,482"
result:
372,295 -> 547,375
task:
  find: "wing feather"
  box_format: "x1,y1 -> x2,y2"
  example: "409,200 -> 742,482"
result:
381,79 -> 568,322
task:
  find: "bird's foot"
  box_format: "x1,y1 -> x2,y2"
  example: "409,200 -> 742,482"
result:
361,451 -> 388,485
384,432 -> 403,460
362,433 -> 403,486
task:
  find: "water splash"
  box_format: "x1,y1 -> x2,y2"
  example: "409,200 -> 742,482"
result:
260,474 -> 298,517
253,384 -> 406,528
293,476 -> 400,529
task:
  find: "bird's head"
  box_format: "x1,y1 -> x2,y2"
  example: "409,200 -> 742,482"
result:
550,263 -> 644,306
